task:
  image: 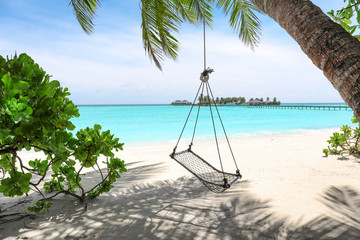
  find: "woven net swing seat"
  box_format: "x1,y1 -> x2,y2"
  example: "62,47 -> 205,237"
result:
170,149 -> 241,193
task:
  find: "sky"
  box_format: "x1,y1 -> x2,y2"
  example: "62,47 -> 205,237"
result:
0,0 -> 347,104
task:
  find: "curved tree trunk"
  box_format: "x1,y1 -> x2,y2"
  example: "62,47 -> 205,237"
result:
251,0 -> 360,120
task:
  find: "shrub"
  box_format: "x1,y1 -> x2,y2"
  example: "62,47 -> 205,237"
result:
323,116 -> 360,157
0,53 -> 126,213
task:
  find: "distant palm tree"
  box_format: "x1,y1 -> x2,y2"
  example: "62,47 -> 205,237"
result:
69,0 -> 360,120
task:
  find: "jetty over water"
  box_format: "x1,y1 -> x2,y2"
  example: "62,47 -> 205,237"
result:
247,105 -> 352,111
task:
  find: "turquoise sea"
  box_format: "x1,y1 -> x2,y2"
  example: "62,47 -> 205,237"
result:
71,104 -> 355,144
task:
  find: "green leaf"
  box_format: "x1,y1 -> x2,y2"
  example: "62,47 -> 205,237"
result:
39,87 -> 55,98
357,11 -> 360,24
352,115 -> 359,123
0,129 -> 11,141
25,107 -> 33,116
1,74 -> 13,90
48,80 -> 60,88
14,80 -> 30,91
343,18 -> 352,25
348,25 -> 357,34
64,103 -> 77,115
21,64 -> 33,78
327,10 -> 335,18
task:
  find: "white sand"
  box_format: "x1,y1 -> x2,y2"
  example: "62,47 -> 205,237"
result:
1,128 -> 360,239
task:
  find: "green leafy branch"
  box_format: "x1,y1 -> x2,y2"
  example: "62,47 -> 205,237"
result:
328,0 -> 360,40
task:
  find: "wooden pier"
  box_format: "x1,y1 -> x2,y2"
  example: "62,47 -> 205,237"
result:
247,105 -> 352,111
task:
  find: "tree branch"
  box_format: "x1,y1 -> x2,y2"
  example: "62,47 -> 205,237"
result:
30,184 -> 45,199
55,175 -> 83,201
33,156 -> 55,186
96,162 -> 104,181
75,165 -> 85,198
337,2 -> 360,12
85,174 -> 109,196
16,155 -> 26,174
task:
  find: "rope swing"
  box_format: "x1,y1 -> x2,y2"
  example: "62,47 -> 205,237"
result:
170,20 -> 241,193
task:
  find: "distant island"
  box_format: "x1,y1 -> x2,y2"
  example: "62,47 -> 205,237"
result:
197,95 -> 281,105
171,96 -> 281,106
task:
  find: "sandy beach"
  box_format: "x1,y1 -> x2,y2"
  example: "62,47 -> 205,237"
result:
1,128 -> 360,239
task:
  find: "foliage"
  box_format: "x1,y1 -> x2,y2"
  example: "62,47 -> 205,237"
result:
328,0 -> 360,40
69,0 -> 101,34
140,0 -> 262,70
0,53 -> 126,213
198,94 -> 246,105
68,0 -> 261,70
323,116 -> 360,157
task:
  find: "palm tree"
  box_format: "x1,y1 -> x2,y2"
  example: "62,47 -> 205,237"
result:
250,0 -> 360,120
70,0 -> 360,120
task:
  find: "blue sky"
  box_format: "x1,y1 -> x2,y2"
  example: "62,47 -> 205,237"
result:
0,0 -> 346,104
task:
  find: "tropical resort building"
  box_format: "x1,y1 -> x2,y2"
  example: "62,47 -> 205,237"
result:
171,100 -> 192,105
248,99 -> 262,106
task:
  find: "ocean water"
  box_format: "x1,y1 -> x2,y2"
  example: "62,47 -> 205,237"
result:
70,104 -> 355,144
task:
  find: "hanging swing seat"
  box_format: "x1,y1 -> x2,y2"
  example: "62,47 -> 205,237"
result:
170,148 -> 241,193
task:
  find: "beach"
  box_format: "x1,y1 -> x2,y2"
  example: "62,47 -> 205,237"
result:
1,128 -> 360,239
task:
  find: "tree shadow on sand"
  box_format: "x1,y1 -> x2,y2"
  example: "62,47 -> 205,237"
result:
1,163 -> 360,240
288,185 -> 360,240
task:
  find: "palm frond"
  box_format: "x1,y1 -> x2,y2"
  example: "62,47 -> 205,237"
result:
69,0 -> 101,34
217,0 -> 261,50
188,0 -> 214,26
141,0 -> 215,70
141,0 -> 192,70
172,0 -> 197,24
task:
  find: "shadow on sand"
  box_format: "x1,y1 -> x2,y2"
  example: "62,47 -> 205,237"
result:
1,163 -> 360,240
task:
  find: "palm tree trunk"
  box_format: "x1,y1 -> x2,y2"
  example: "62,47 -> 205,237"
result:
251,0 -> 360,120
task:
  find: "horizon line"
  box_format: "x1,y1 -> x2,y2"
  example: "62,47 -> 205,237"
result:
75,102 -> 347,106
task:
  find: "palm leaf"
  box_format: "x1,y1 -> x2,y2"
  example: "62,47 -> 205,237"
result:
188,0 -> 214,26
69,0 -> 101,34
141,0 -> 214,70
141,0 -> 182,70
172,0 -> 197,24
217,0 -> 261,50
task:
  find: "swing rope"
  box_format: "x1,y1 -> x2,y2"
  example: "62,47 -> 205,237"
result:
205,82 -> 226,178
190,83 -> 205,146
173,81 -> 203,153
206,82 -> 239,171
170,19 -> 241,192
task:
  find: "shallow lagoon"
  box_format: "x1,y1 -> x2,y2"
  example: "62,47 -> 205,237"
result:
72,104 -> 355,143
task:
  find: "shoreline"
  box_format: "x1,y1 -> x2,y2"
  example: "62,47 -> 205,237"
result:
123,127 -> 341,148
2,127 -> 360,239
